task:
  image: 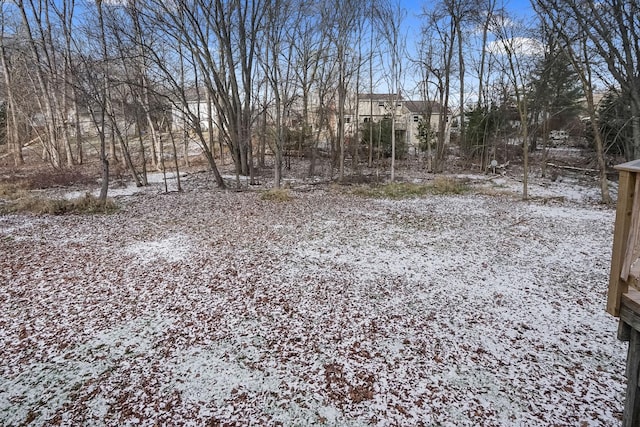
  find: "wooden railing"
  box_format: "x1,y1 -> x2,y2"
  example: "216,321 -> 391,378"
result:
607,159 -> 640,426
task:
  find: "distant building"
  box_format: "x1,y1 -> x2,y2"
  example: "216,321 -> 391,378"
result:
356,94 -> 450,155
169,91 -> 451,156
171,88 -> 217,133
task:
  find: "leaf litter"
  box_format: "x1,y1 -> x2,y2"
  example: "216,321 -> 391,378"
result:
0,173 -> 626,426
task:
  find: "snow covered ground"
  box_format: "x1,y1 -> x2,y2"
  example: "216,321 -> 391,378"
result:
0,173 -> 627,425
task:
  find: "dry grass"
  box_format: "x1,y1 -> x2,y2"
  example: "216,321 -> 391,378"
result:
1,167 -> 96,190
0,193 -> 117,215
0,182 -> 30,200
0,166 -> 114,215
261,188 -> 293,202
352,177 -> 469,200
427,176 -> 469,195
26,169 -> 97,189
352,182 -> 431,199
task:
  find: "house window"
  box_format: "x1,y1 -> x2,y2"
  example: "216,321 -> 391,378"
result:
345,117 -> 351,124
397,103 -> 402,107
364,117 -> 370,123
413,116 -> 419,122
378,102 -> 385,107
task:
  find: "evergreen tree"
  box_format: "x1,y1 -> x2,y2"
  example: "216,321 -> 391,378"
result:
360,116 -> 406,159
529,44 -> 584,148
417,118 -> 435,153
598,89 -> 633,160
463,104 -> 504,161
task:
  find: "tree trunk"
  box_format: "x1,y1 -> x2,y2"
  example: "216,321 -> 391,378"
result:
167,128 -> 182,192
274,91 -> 283,188
110,112 -> 142,187
0,44 -> 23,166
457,20 -> 465,152
632,102 -> 640,161
136,116 -> 148,186
391,113 -> 396,182
17,2 -> 60,167
522,104 -> 529,200
71,85 -> 83,164
368,2 -> 374,168
338,67 -> 346,181
97,0 -> 109,202
60,68 -> 74,167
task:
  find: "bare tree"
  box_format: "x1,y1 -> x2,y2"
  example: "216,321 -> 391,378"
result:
54,0 -> 84,165
15,0 -> 61,167
474,0 -> 498,111
126,0 -> 157,179
420,5 -> 457,172
146,43 -> 226,188
84,4 -> 144,187
376,0 -> 406,182
321,0 -> 366,181
461,0 -> 501,168
535,0 -> 640,159
96,0 -> 109,201
289,5 -> 326,176
307,45 -> 337,177
490,13 -> 537,200
259,0 -> 300,188
413,38 -> 438,172
446,0 -> 481,154
366,4 -> 377,168
0,5 -> 23,166
533,0 -> 612,204
147,0 -> 265,185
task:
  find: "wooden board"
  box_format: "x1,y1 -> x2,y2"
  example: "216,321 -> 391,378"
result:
608,170 -> 637,316
622,178 -> 640,285
623,290 -> 640,314
623,327 -> 640,426
619,292 -> 640,426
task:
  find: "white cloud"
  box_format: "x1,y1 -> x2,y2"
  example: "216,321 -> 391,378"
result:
487,37 -> 544,57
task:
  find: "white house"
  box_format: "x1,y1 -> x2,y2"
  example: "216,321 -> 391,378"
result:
171,88 -> 217,133
356,94 -> 450,154
169,91 -> 451,156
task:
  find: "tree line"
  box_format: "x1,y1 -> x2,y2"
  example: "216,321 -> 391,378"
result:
0,0 -> 637,203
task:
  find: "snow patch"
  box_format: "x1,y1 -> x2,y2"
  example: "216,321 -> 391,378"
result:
0,314 -> 173,425
123,234 -> 192,263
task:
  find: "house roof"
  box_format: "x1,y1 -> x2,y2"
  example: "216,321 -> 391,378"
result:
359,93 -> 405,101
182,87 -> 209,102
359,95 -> 447,115
404,100 -> 445,114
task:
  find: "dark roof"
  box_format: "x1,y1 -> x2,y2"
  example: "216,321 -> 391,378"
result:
182,87 -> 209,102
404,100 -> 444,114
359,93 -> 404,101
359,95 -> 447,114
